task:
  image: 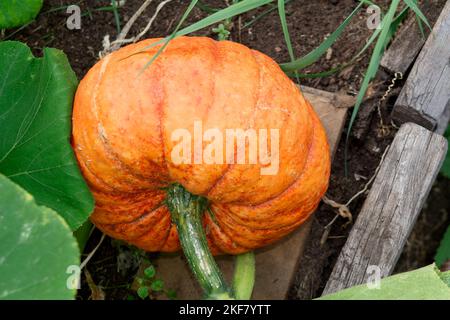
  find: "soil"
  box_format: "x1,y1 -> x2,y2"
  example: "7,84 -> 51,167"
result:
4,0 -> 448,300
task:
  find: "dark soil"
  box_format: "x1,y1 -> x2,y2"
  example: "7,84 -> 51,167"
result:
4,0 -> 448,300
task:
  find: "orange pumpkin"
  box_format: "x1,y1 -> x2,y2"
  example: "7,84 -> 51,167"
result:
72,36 -> 330,255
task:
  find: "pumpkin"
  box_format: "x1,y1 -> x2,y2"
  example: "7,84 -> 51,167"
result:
72,37 -> 330,296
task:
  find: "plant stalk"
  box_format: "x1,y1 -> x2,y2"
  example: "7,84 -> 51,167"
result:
233,251 -> 255,299
166,183 -> 233,299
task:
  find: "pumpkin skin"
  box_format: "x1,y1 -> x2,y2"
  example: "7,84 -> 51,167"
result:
72,36 -> 330,255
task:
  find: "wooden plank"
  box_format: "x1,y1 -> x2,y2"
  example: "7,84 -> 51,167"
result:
322,122 -> 448,295
392,1 -> 450,134
153,86 -> 349,300
380,1 -> 444,74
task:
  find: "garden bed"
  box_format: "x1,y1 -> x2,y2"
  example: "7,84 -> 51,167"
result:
3,0 -> 449,300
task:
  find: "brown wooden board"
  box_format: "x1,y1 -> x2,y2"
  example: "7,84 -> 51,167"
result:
392,1 -> 450,134
152,86 -> 349,300
380,1 -> 444,75
322,123 -> 448,295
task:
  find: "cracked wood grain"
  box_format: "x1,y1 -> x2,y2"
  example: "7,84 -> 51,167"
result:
392,1 -> 450,134
322,122 -> 448,295
380,1 -> 444,75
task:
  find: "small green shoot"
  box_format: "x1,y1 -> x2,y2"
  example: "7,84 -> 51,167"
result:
150,279 -> 164,292
135,261 -> 176,300
212,23 -> 231,40
137,286 -> 149,299
144,265 -> 156,278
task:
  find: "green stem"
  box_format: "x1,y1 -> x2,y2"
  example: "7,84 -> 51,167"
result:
166,183 -> 233,299
233,252 -> 255,300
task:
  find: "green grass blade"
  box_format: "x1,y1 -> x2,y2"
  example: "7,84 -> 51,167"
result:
383,4 -> 411,48
139,0 -> 199,73
344,0 -> 401,174
416,14 -> 426,38
284,18 -> 386,79
242,1 -> 293,29
277,0 -> 299,82
138,0 -> 273,53
286,67 -> 343,79
402,0 -> 432,31
196,0 -> 222,14
279,1 -> 364,72
347,0 -> 401,129
111,0 -> 121,33
177,0 -> 273,37
277,0 -> 295,62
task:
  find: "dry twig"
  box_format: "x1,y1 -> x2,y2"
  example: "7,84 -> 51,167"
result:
320,145 -> 390,245
100,0 -> 173,57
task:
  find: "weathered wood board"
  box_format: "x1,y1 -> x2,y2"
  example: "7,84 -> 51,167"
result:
392,1 -> 450,134
380,1 -> 444,74
322,122 -> 448,295
153,86 -> 349,300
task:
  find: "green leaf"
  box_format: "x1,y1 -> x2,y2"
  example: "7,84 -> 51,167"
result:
319,264 -> 450,300
0,0 -> 43,29
435,224 -> 450,268
137,286 -> 149,299
150,279 -> 164,292
440,126 -> 450,178
0,174 -> 80,299
0,41 -> 94,230
144,265 -> 156,279
73,220 -> 93,253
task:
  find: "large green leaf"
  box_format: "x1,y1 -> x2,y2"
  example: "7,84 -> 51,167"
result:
0,174 -> 79,299
0,0 -> 43,29
319,264 -> 450,300
0,41 -> 94,230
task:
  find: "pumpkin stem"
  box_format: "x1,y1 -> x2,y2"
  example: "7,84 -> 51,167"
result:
166,183 -> 233,299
